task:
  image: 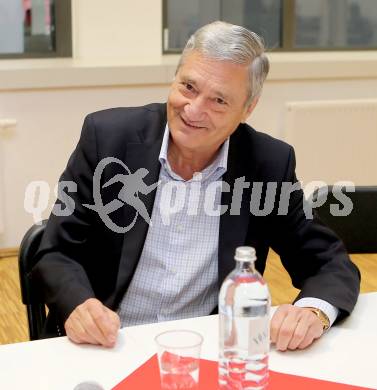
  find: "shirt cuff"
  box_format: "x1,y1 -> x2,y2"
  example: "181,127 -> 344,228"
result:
294,297 -> 339,327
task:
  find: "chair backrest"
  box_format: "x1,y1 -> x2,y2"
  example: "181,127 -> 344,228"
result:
18,220 -> 47,340
312,186 -> 377,253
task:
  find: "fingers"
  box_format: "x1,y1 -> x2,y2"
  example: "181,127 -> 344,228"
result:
270,304 -> 290,345
65,316 -> 90,345
89,304 -> 116,346
270,305 -> 324,351
297,323 -> 321,350
106,307 -> 121,335
271,305 -> 300,351
287,317 -> 321,350
64,298 -> 120,348
91,305 -> 120,346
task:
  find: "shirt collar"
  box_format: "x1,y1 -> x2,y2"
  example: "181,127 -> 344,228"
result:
158,124 -> 229,180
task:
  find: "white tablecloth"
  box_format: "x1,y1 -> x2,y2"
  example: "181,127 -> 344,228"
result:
0,292 -> 376,389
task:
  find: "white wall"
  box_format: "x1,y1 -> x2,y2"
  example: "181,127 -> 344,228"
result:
253,78 -> 377,139
0,0 -> 377,248
72,0 -> 162,63
0,85 -> 168,248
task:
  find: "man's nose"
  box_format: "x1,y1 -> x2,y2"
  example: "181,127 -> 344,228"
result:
184,98 -> 205,121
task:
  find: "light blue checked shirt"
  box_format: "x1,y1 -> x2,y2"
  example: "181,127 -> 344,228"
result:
117,125 -> 338,327
117,125 -> 229,326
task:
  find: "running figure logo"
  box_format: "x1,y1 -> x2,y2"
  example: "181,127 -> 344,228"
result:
83,157 -> 159,233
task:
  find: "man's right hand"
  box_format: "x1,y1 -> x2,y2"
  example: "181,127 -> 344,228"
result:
64,298 -> 120,348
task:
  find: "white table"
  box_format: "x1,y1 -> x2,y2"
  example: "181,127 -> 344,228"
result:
1,292 -> 376,390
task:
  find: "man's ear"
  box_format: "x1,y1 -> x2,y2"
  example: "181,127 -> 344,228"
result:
242,97 -> 259,123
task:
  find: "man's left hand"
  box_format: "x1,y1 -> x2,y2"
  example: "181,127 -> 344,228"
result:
270,304 -> 324,351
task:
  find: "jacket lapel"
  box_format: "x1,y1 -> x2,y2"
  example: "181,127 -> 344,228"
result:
113,112 -> 166,305
218,126 -> 257,286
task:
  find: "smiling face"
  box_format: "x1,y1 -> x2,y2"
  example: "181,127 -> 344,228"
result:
167,50 -> 258,157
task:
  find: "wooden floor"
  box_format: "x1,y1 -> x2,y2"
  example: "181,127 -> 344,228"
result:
0,256 -> 28,343
0,252 -> 376,345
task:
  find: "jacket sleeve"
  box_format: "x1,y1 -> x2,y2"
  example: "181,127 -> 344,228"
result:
32,114 -> 99,325
269,146 -> 360,321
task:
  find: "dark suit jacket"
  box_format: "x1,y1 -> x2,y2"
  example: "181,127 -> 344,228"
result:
32,103 -> 360,337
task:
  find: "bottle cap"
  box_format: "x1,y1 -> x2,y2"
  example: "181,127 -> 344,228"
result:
234,246 -> 256,262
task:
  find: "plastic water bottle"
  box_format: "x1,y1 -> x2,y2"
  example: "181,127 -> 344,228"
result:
219,246 -> 271,389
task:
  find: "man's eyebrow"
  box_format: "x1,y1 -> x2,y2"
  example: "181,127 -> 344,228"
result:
180,76 -> 197,86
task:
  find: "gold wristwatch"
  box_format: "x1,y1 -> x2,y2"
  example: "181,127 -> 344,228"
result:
305,307 -> 330,331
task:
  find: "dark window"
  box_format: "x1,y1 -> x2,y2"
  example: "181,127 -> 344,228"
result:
294,0 -> 377,49
163,0 -> 377,52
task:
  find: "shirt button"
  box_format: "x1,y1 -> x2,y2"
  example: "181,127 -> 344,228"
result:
177,224 -> 184,232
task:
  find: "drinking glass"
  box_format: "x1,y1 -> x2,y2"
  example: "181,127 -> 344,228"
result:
155,329 -> 203,390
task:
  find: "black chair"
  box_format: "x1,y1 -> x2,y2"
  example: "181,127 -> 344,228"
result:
18,220 -> 48,340
312,186 -> 377,253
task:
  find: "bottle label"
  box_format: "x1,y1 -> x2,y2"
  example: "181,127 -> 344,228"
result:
248,316 -> 270,355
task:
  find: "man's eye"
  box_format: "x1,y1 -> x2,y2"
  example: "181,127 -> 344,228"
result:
216,97 -> 226,105
185,83 -> 194,91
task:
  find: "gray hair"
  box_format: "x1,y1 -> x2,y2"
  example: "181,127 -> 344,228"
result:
177,21 -> 270,105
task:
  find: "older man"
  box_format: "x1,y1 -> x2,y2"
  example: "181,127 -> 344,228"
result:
33,21 -> 359,351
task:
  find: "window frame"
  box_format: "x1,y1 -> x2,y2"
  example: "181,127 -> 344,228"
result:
0,0 -> 72,59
